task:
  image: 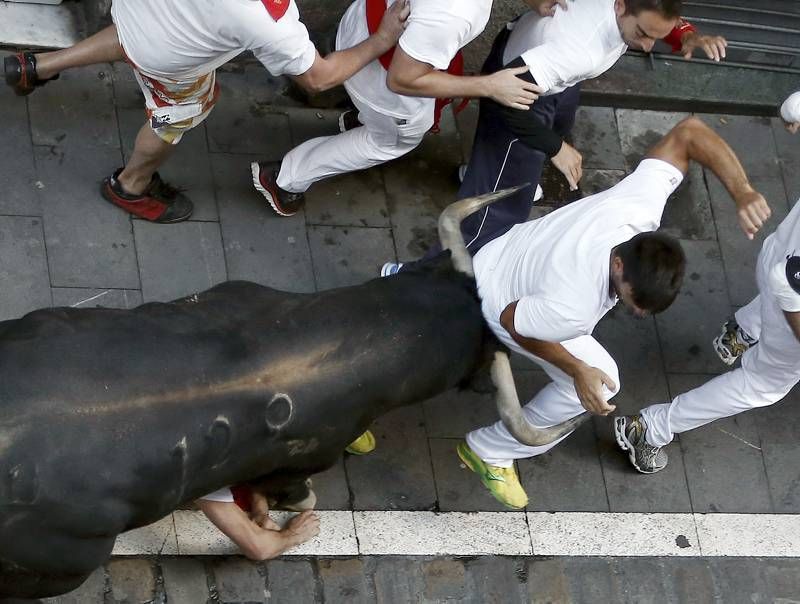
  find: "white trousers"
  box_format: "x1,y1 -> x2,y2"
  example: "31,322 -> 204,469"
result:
277,94 -> 434,193
641,258 -> 800,447
466,315 -> 620,468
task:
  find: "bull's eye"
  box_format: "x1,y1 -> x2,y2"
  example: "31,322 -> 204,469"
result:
265,393 -> 293,431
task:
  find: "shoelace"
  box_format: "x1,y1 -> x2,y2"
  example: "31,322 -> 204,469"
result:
150,178 -> 186,202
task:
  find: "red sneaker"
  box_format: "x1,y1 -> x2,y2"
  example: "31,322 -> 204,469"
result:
4,52 -> 59,97
101,169 -> 193,223
251,161 -> 305,217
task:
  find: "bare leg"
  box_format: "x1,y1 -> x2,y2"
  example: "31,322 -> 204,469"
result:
117,123 -> 175,195
35,25 -> 124,80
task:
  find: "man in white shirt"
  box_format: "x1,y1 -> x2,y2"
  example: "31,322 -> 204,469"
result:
456,116 -> 771,509
251,0 -> 550,217
616,199 -> 800,474
4,0 -> 409,223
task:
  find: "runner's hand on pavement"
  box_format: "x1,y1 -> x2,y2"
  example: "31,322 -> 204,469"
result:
378,0 -> 410,46
281,510 -> 320,547
550,141 -> 582,190
526,0 -> 569,17
573,363 -> 616,416
735,189 -> 771,240
680,33 -> 727,61
488,67 -> 542,110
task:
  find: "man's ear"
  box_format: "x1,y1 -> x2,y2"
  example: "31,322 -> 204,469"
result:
611,255 -> 625,277
614,0 -> 626,17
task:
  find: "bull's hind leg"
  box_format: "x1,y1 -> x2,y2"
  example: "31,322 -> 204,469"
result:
253,473 -> 317,511
0,559 -> 91,601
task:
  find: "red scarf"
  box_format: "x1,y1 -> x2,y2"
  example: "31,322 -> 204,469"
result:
261,0 -> 290,21
366,0 -> 468,133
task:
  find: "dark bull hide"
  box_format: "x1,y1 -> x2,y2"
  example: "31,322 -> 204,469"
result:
0,191 -> 586,599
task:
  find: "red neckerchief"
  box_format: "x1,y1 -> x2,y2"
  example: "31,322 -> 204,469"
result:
365,0 -> 468,133
230,484 -> 252,512
261,0 -> 290,21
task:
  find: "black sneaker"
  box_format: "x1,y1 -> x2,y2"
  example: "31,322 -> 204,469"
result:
101,169 -> 193,223
251,161 -> 305,217
338,109 -> 362,133
4,52 -> 59,96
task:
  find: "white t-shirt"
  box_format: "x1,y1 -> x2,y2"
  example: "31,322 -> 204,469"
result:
763,198 -> 800,312
474,159 -> 684,342
112,0 -> 317,81
337,0 -> 492,119
503,0 -> 627,96
200,487 -> 235,503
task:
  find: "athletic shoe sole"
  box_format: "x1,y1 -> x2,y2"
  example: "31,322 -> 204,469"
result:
456,441 -> 527,509
712,326 -> 738,366
380,262 -> 402,277
613,417 -> 659,475
251,161 -> 295,217
100,178 -> 192,224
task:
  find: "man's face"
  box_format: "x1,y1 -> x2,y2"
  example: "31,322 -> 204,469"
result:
615,2 -> 679,52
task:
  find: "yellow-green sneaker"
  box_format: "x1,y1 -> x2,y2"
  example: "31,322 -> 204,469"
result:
456,440 -> 528,510
345,430 -> 376,455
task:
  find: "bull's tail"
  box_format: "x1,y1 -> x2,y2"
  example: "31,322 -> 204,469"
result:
437,186 -> 526,277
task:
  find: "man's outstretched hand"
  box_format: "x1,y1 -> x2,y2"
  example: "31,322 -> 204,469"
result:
735,189 -> 771,240
527,0 -> 569,17
680,32 -> 728,61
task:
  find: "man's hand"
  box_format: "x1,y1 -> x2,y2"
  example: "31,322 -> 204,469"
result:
376,0 -> 410,49
486,66 -> 542,110
785,120 -> 800,135
550,141 -> 582,190
573,363 -> 617,415
680,32 -> 727,61
734,189 -> 771,240
525,0 -> 568,17
281,510 -> 320,548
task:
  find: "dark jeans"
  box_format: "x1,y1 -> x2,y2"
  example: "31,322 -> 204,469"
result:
411,23 -> 581,266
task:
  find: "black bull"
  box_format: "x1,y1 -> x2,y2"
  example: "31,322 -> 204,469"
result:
0,192 -> 586,599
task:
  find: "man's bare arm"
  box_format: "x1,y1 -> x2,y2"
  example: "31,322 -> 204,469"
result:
197,500 -> 319,561
646,116 -> 771,239
386,47 -> 542,110
500,302 -> 616,415
292,0 -> 409,94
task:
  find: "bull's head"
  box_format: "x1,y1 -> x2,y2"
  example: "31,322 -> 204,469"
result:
438,189 -> 590,446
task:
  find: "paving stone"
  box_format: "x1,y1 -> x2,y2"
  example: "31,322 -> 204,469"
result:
346,405 -> 436,511
206,70 -> 292,157
655,240 -> 732,374
212,153 -> 314,293
113,515 -> 179,555
42,567 -> 107,604
372,557 -> 424,604
527,558 -> 621,603
309,457 -> 350,510
265,559 -> 318,603
307,225 -> 394,290
464,557 -> 527,604
519,419 -> 607,512
117,106 -> 219,222
382,148 -> 459,262
668,373 -> 773,513
573,169 -> 626,198
134,220 -> 227,302
34,144 -> 139,290
706,558 -> 771,604
28,63 -> 118,149
108,558 -> 156,604
761,559 -> 800,604
304,169 -> 390,228
571,106 -> 625,170
701,113 -> 782,180
661,559 -> 717,604
285,107 -> 341,146
455,99 -> 479,164
211,558 -> 266,604
616,109 -> 714,240
318,559 -> 373,604
0,52 -> 40,216
161,558 -> 210,604
0,216 -> 51,321
525,558 -> 572,604
706,172 -> 790,306
420,559 -> 467,602
422,385 -> 502,439
429,437 -> 507,512
51,287 -> 143,309
772,117 -> 800,202
752,387 -> 800,513
611,558 -> 672,604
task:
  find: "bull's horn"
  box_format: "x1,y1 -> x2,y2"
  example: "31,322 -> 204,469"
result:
438,186 -> 527,277
491,350 -> 590,446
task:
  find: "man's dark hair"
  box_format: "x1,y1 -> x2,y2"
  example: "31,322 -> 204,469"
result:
624,0 -> 682,18
614,232 -> 686,313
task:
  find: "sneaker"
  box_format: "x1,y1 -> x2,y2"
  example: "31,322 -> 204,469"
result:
101,169 -> 193,223
456,440 -> 528,509
380,262 -> 403,277
614,415 -> 668,474
4,51 -> 59,97
345,430 -> 376,455
713,317 -> 757,366
338,109 -> 362,133
251,161 -> 305,217
457,164 -> 468,183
